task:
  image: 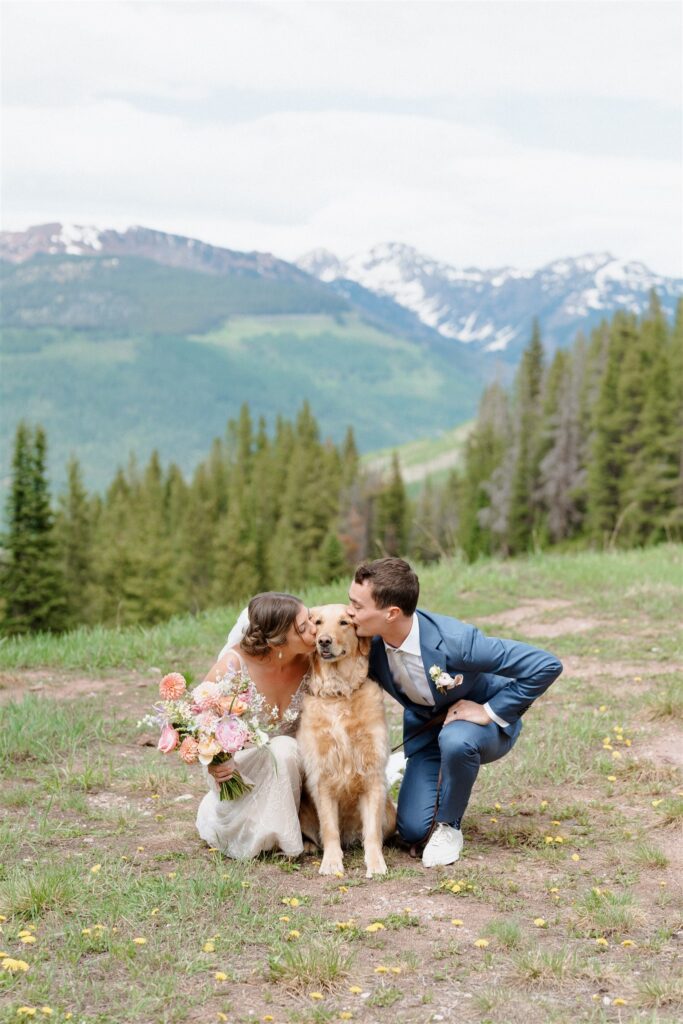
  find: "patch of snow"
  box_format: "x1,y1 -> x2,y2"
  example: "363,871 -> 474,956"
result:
58,223 -> 103,252
484,325 -> 518,352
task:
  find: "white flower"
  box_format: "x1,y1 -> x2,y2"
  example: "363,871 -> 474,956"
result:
429,665 -> 463,692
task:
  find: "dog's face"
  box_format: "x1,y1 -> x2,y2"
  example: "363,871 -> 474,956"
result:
309,604 -> 371,662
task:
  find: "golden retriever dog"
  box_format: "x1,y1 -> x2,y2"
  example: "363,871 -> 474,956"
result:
297,604 -> 396,877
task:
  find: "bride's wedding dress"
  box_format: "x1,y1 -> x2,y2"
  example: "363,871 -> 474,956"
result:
195,646 -> 306,859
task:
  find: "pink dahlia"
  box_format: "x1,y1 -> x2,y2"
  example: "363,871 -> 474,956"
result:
178,737 -> 200,764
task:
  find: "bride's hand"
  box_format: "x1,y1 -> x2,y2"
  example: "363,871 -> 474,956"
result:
208,760 -> 234,783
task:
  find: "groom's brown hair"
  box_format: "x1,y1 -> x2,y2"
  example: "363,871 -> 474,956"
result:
353,558 -> 419,616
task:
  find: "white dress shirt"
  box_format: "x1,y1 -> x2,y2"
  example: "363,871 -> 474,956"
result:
384,614 -> 509,727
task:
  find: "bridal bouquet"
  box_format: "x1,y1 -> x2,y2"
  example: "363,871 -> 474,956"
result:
141,668 -> 280,800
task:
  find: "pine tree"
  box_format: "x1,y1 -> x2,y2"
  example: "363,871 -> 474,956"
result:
508,320 -> 545,553
55,456 -> 94,627
1,424 -> 67,634
459,382 -> 511,559
374,452 -> 408,556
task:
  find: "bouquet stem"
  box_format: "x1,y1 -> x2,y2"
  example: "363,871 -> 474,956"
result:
218,771 -> 253,801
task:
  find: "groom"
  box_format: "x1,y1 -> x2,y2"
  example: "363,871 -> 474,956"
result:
346,557 -> 563,867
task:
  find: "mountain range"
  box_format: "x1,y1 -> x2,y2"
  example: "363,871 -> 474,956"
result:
1,223 -> 681,500
298,243 -> 682,362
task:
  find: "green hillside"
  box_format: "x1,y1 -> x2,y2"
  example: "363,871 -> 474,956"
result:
0,255 -> 484,497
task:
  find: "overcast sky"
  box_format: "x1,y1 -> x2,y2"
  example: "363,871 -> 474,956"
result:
2,0 -> 681,275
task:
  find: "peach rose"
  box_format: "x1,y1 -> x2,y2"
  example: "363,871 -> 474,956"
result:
197,737 -> 223,765
159,673 -> 187,700
217,696 -> 248,716
178,737 -> 200,764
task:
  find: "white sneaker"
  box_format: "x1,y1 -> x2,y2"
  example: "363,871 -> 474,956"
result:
422,823 -> 464,867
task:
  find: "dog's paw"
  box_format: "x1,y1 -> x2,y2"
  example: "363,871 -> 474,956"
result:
319,852 -> 344,876
302,839 -> 319,856
365,853 -> 387,878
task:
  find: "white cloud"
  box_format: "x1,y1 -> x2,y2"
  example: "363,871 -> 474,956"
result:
3,101 -> 680,274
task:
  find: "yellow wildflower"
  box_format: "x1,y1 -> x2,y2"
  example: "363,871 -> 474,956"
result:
133,937 -> 147,945
364,922 -> 385,932
150,908 -> 160,916
451,919 -> 464,926
607,775 -> 617,782
40,1011 -> 53,1018
2,958 -> 29,972
494,802 -> 502,810
613,998 -> 628,1006
310,992 -> 324,1000
544,836 -> 554,844
81,928 -> 91,936
621,939 -> 636,947
16,1010 -> 36,1018
490,817 -> 497,823
203,941 -> 215,953
263,1017 -> 274,1022
595,937 -> 609,947
214,971 -> 228,981
137,846 -> 145,852
533,918 -> 547,927
553,837 -> 564,844
349,986 -> 363,994
612,750 -> 622,759
551,820 -> 561,826
340,1014 -> 353,1021
473,938 -> 489,948
287,930 -> 300,940
390,966 -> 402,974
90,864 -> 101,874
279,915 -> 290,922
598,705 -> 607,712
652,799 -> 663,807
549,887 -> 559,893
374,966 -> 388,973
540,800 -> 548,807
624,739 -> 631,746
338,885 -> 349,893
167,872 -> 177,878
571,854 -> 581,861
20,935 -> 37,944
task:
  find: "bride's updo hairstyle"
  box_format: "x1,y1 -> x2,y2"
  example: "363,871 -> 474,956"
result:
240,593 -> 303,658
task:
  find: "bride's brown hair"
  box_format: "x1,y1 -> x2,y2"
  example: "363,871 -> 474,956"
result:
240,593 -> 304,658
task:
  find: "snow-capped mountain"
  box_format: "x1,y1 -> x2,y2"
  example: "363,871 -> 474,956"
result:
0,222 -> 312,283
298,243 -> 683,358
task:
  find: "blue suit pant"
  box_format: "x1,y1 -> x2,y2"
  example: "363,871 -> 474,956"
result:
396,719 -> 517,844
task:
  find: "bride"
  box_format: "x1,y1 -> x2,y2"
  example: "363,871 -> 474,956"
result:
195,592 -> 317,859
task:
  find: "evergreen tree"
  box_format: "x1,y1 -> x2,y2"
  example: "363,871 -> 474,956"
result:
374,452 -> 408,556
55,456 -> 94,627
1,424 -> 67,634
508,320 -> 545,553
459,382 -> 510,559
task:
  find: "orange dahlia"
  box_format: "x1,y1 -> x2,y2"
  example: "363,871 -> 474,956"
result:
178,737 -> 200,764
159,673 -> 187,700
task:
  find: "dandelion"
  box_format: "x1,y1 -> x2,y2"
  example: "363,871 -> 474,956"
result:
652,799 -> 663,807
40,1011 -> 53,1018
613,998 -> 628,1006
150,908 -> 160,916
540,800 -> 548,808
451,919 -> 464,926
16,1010 -> 36,1018
340,1014 -> 353,1021
167,872 -> 177,879
281,896 -> 300,907
133,937 -> 147,945
214,971 -> 228,981
544,836 -> 554,844
349,986 -> 363,994
553,837 -> 564,844
90,864 -> 101,874
607,775 -> 617,782
1,958 -> 30,972
390,966 -> 402,974
217,1015 -> 229,1022
375,966 -> 389,974
490,817 -> 497,823
621,940 -> 636,947
612,751 -> 622,759
287,930 -> 300,940
494,802 -> 502,810
310,992 -> 324,1000
203,941 -> 215,953
595,937 -> 609,947
81,928 -> 91,936
263,1017 -> 274,1022
549,887 -> 559,894
364,922 -> 385,932
279,915 -> 290,922
335,920 -> 355,930
533,918 -> 547,927
20,936 -> 37,944
473,938 -> 489,948
338,885 -> 349,893
137,846 -> 145,852
571,854 -> 581,862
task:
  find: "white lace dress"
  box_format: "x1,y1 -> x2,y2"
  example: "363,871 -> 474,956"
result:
195,654 -> 306,859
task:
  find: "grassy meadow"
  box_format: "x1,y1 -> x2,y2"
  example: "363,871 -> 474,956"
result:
0,546 -> 682,1023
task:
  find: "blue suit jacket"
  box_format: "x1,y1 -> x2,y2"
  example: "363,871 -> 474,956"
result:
369,608 -> 563,757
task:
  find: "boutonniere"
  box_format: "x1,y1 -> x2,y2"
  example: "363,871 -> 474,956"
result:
429,665 -> 463,693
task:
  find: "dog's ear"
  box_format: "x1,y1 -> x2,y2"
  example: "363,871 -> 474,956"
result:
358,636 -> 371,657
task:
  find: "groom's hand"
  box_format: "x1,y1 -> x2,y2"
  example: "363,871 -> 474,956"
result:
444,699 -> 492,727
